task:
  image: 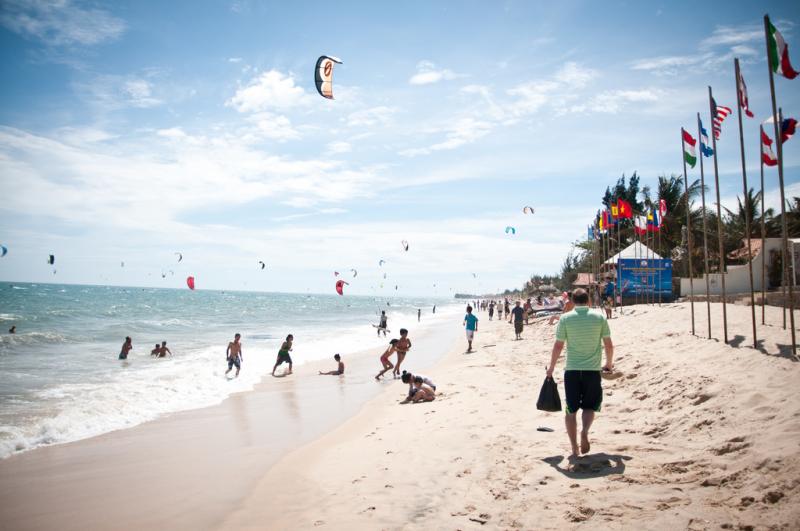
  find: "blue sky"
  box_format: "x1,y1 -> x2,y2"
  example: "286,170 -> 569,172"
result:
0,0 -> 798,295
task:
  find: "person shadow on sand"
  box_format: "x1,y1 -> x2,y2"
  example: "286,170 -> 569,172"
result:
543,453 -> 631,478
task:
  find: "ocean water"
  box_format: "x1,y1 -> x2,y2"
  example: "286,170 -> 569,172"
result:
0,282 -> 458,458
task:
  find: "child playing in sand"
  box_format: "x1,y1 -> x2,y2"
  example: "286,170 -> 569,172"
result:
319,354 -> 345,375
392,329 -> 411,377
272,334 -> 293,376
375,339 -> 399,380
400,374 -> 436,403
401,370 -> 436,395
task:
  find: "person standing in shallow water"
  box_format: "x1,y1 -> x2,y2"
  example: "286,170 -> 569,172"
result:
546,288 -> 614,459
273,334 -> 294,376
119,336 -> 132,360
417,309 -> 421,322
226,333 -> 243,377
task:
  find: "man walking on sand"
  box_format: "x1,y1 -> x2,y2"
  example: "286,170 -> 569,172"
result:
463,305 -> 478,352
546,288 -> 613,459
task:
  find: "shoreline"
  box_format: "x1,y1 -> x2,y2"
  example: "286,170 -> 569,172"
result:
220,302 -> 800,530
0,314 -> 464,531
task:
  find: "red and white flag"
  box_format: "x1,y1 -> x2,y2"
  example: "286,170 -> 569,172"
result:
737,70 -> 754,118
761,127 -> 778,167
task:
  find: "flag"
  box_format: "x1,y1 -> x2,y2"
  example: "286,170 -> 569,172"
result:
781,118 -> 797,143
682,128 -> 697,168
649,209 -> 661,232
737,69 -> 755,118
767,17 -> 798,80
710,96 -> 732,139
611,204 -> 619,219
659,198 -> 667,217
617,198 -> 633,219
588,225 -> 594,241
761,127 -> 778,167
699,118 -> 714,157
598,210 -> 605,233
634,216 -> 647,236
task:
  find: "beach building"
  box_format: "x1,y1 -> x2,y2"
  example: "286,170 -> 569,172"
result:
679,237 -> 792,296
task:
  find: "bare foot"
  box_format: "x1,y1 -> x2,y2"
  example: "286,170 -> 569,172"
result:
580,432 -> 590,454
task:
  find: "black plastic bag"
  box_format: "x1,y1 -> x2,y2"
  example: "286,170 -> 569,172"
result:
536,376 -> 562,412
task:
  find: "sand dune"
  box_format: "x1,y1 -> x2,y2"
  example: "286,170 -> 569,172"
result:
221,302 -> 800,530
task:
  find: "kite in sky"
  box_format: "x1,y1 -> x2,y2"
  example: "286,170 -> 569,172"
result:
47,254 -> 55,265
350,269 -> 358,278
315,55 -> 342,99
258,261 -> 266,270
175,252 -> 183,262
522,206 -> 534,214
401,240 -> 409,251
505,226 -> 516,235
0,245 -> 7,257
379,259 -> 385,267
335,279 -> 349,295
186,276 -> 195,290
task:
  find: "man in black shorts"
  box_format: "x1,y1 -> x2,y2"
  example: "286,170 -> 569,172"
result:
545,288 -> 613,458
509,300 -> 525,340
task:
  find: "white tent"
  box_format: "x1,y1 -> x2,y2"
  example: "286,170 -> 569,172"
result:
604,241 -> 662,265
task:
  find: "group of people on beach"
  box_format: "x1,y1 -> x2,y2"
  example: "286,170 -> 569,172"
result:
465,288 -> 615,459
117,337 -> 173,361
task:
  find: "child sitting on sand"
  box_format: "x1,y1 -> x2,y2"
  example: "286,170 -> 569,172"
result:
319,353 -> 345,375
406,376 -> 436,403
375,339 -> 399,380
400,370 -> 436,402
272,334 -> 293,376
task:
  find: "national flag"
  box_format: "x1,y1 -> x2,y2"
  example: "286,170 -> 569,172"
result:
659,198 -> 667,217
650,209 -> 661,232
699,119 -> 714,157
737,69 -> 755,118
781,118 -> 797,143
710,96 -> 732,139
761,127 -> 778,167
597,210 -> 605,233
634,216 -> 647,236
682,128 -> 697,168
588,225 -> 594,241
617,198 -> 633,219
767,18 -> 798,80
611,204 -> 619,219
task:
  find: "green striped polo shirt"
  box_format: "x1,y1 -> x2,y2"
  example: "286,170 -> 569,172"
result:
555,306 -> 611,371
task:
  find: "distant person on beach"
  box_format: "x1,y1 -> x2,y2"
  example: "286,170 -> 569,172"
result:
8,325 -> 15,334
377,311 -> 388,337
432,305 -> 436,314
497,301 -> 503,320
150,343 -> 160,357
603,296 -> 613,319
488,301 -> 495,320
510,301 -> 525,340
463,306 -> 478,352
417,308 -> 421,322
523,298 -> 532,324
375,339 -> 399,380
119,336 -> 132,360
226,333 -> 243,377
549,291 -> 575,325
273,334 -> 293,376
157,341 -> 172,358
546,288 -> 614,459
392,329 -> 411,377
319,354 -> 345,375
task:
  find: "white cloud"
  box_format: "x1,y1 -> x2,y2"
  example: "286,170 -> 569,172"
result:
0,0 -> 125,46
699,24 -> 764,49
400,117 -> 493,157
326,141 -> 352,154
346,106 -> 397,127
157,127 -> 188,139
228,57 -> 243,63
247,112 -> 300,141
409,60 -> 460,85
226,70 -> 310,113
75,74 -> 163,111
571,89 -> 661,114
553,61 -> 596,89
123,79 -> 161,108
631,54 -> 707,72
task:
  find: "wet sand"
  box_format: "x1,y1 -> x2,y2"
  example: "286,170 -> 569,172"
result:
0,319 -> 462,531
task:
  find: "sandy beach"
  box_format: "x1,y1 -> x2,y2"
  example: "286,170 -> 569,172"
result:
220,302 -> 800,530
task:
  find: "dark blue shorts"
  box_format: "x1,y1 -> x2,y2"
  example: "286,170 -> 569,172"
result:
564,370 -> 602,414
228,357 -> 240,369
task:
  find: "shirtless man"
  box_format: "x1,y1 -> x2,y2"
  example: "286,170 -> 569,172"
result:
392,328 -> 411,377
158,341 -> 172,358
226,333 -> 243,377
119,336 -> 132,360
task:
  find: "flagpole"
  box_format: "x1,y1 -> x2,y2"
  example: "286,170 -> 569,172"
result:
708,86 -> 729,344
681,128 -> 696,335
697,113 -> 713,339
759,125 -> 767,326
764,15 -> 797,355
734,58 -> 758,348
658,215 -> 663,306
